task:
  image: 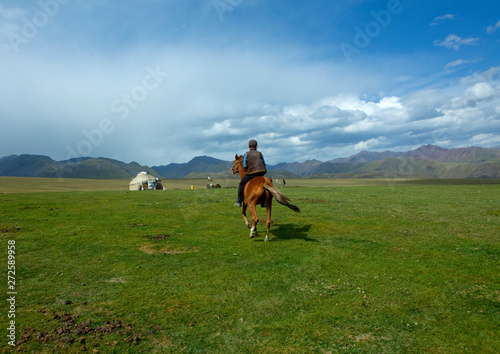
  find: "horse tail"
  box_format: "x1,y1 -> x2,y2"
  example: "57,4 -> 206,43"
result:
263,183 -> 300,213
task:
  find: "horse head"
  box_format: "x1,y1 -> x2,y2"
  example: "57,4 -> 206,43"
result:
231,154 -> 244,175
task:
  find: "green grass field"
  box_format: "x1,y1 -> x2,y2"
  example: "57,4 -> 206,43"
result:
1,178 -> 499,352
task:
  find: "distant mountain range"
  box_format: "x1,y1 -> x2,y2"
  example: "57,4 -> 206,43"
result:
152,156 -> 232,179
0,155 -> 161,179
267,145 -> 500,178
1,145 -> 500,180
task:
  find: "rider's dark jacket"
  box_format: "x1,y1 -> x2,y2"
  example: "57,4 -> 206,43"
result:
244,149 -> 266,175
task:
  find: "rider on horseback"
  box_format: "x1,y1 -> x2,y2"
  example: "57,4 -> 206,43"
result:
234,139 -> 267,207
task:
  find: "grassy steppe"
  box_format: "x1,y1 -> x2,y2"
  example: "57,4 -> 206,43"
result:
2,176 -> 499,194
0,179 -> 499,352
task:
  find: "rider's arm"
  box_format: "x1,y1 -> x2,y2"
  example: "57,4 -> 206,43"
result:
243,153 -> 248,169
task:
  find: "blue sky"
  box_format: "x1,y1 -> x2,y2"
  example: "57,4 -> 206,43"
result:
1,0 -> 499,165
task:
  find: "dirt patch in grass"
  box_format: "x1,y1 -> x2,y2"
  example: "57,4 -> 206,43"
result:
105,277 -> 127,283
139,244 -> 156,254
349,333 -> 391,342
139,244 -> 199,255
142,234 -> 170,240
0,226 -> 22,233
162,249 -> 199,255
139,235 -> 174,254
16,311 -> 146,351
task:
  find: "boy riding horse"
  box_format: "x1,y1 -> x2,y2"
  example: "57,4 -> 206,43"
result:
234,139 -> 267,207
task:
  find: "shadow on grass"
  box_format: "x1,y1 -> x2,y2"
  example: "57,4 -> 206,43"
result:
260,223 -> 316,242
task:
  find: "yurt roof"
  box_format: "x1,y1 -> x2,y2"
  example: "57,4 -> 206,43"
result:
130,172 -> 157,184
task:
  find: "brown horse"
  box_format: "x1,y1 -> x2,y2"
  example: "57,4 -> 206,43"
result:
231,154 -> 300,241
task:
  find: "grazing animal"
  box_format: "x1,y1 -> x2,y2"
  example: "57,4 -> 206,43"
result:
231,154 -> 300,241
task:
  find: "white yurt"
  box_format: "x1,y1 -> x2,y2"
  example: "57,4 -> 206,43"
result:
129,171 -> 159,190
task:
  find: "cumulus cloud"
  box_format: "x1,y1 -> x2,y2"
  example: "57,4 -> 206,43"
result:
2,45 -> 499,164
175,67 -> 500,163
434,33 -> 479,51
466,82 -> 497,101
445,82 -> 499,110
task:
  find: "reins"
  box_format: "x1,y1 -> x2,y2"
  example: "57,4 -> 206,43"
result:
231,157 -> 244,174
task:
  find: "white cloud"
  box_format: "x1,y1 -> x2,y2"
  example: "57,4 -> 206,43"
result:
469,133 -> 500,146
377,96 -> 403,110
430,13 -> 455,26
459,66 -> 500,86
445,82 -> 499,110
434,33 -> 479,51
487,19 -> 500,34
434,14 -> 455,21
465,82 -> 497,101
354,138 -> 383,151
445,58 -> 482,69
205,120 -> 234,136
344,118 -> 380,133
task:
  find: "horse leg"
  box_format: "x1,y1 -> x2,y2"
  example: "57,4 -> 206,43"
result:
248,203 -> 259,238
242,203 -> 251,229
265,194 -> 272,242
